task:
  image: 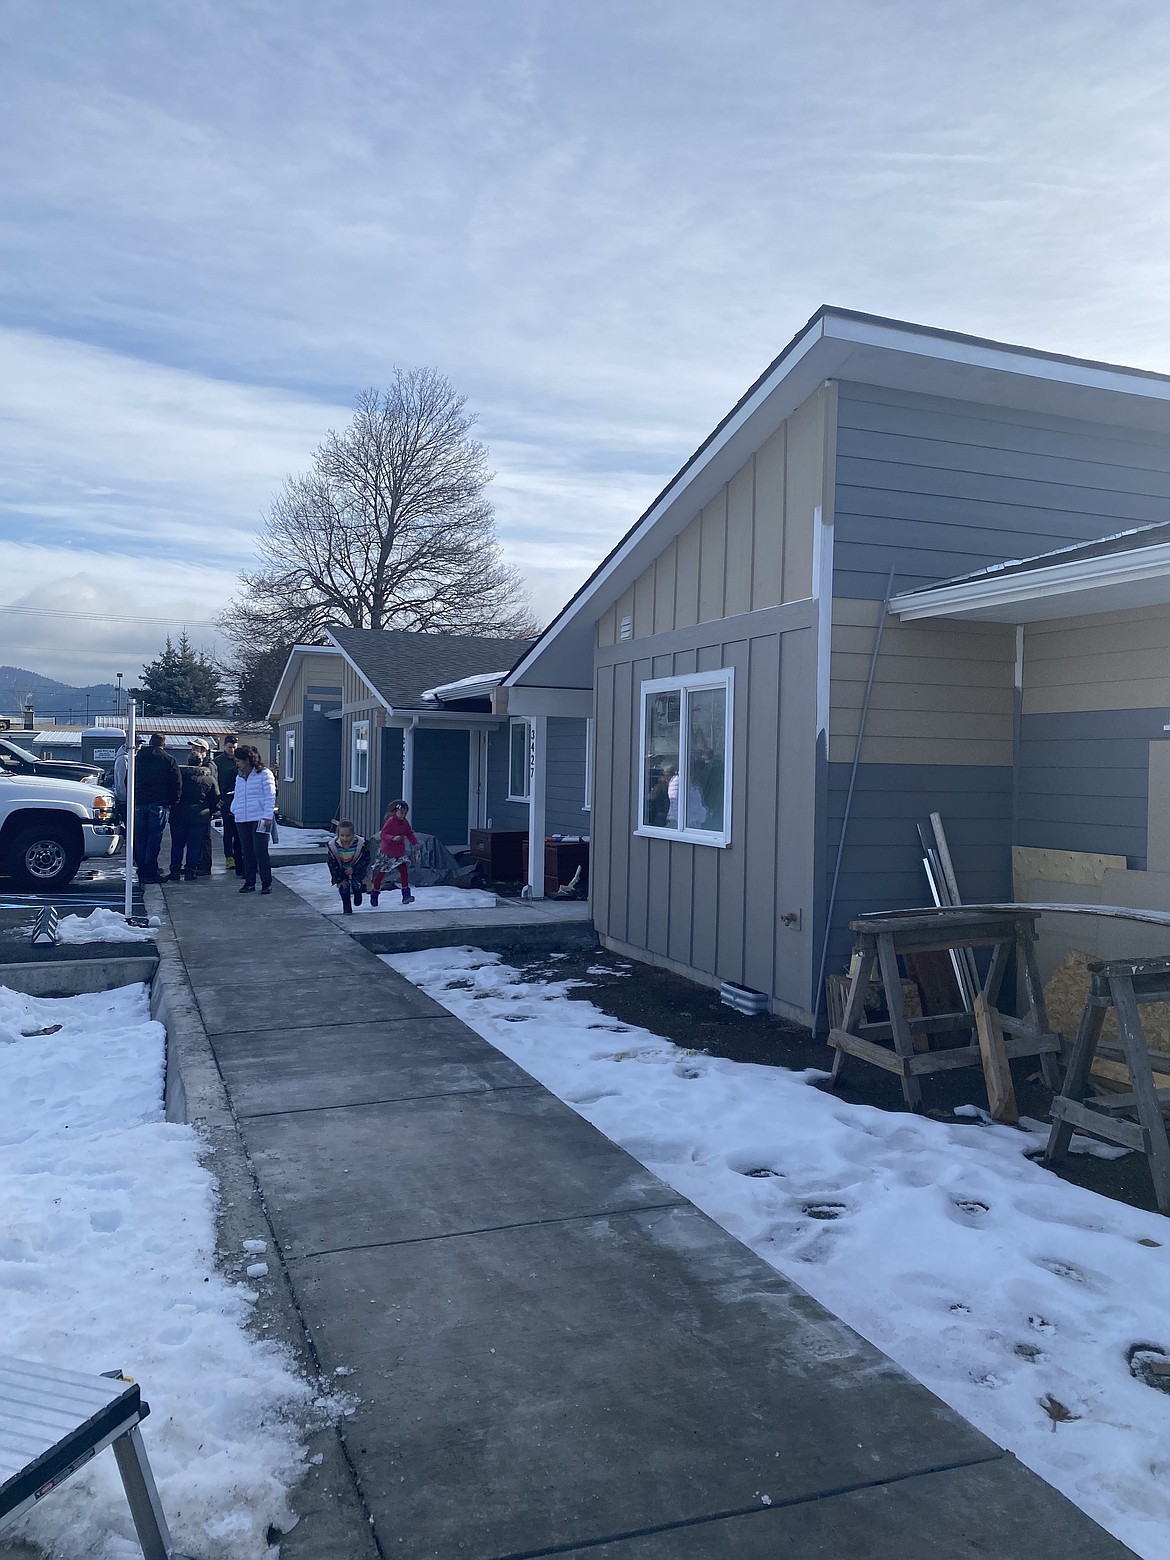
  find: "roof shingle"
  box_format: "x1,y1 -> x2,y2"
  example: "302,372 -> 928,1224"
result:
328,628 -> 535,711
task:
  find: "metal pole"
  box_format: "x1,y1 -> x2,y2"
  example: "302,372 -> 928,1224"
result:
123,700 -> 137,921
811,568 -> 896,1037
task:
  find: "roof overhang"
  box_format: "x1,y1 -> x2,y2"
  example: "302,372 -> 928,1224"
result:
505,306 -> 1170,689
267,645 -> 343,721
420,671 -> 508,703
892,541 -> 1170,623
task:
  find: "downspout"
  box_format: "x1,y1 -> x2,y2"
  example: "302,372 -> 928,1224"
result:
811,567 -> 896,1036
402,716 -> 418,812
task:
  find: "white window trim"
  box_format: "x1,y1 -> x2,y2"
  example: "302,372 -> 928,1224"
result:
583,716 -> 593,812
285,727 -> 297,784
635,669 -> 734,847
507,717 -> 531,802
350,718 -> 370,793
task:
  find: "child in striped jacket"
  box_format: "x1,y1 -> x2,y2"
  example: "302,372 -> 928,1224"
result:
326,821 -> 371,914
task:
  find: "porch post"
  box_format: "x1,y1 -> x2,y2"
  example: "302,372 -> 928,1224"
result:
526,715 -> 547,899
402,719 -> 416,811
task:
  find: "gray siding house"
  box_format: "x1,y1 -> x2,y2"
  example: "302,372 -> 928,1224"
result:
505,307 -> 1170,1025
271,630 -> 591,883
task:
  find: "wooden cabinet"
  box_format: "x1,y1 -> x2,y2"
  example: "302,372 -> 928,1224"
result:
470,828 -> 527,880
544,839 -> 589,898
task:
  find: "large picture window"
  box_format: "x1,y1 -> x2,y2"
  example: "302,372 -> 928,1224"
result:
638,671 -> 732,846
508,718 -> 531,801
350,718 -> 370,792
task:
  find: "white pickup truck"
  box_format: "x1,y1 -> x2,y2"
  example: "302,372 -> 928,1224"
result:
0,772 -> 121,890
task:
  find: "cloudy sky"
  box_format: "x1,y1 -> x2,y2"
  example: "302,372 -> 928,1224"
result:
3,0 -> 1170,686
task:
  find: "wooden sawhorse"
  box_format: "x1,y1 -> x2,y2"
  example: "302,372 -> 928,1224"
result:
0,1355 -> 188,1559
828,907 -> 1063,1109
1045,956 -> 1170,1215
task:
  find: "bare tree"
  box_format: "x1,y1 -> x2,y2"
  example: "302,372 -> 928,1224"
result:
222,370 -> 540,662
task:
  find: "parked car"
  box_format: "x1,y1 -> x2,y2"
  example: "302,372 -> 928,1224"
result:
0,736 -> 107,785
0,771 -> 120,889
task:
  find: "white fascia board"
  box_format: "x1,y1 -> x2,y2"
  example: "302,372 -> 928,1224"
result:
892,543 -> 1170,622
504,325 -> 834,691
324,631 -> 394,712
266,645 -> 341,721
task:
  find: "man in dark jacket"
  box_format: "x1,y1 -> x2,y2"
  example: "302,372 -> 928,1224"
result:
213,734 -> 243,876
134,734 -> 182,884
167,739 -> 221,882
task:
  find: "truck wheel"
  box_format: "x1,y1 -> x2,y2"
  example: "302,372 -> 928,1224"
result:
8,825 -> 83,890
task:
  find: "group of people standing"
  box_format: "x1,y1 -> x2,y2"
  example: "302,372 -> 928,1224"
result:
117,732 -> 278,895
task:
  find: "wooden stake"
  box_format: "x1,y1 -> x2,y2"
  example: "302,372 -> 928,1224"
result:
973,991 -> 1019,1124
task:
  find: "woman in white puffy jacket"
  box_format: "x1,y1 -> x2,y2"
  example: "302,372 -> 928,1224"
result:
230,745 -> 277,894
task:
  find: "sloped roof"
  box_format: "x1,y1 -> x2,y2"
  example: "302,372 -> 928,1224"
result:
328,628 -> 535,711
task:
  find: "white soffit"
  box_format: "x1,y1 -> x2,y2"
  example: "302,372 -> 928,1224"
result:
891,543 -> 1170,623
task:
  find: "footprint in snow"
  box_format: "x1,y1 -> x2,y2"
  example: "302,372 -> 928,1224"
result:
802,1201 -> 848,1221
1035,1256 -> 1099,1288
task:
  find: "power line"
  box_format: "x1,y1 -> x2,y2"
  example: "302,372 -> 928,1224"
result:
0,604 -> 220,627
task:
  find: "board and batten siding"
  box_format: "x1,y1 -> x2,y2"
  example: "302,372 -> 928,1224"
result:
592,602 -> 817,1023
484,717 -> 590,836
1016,606 -> 1170,870
833,381 -> 1170,600
596,385 -> 834,648
339,658 -> 384,842
272,652 -> 344,827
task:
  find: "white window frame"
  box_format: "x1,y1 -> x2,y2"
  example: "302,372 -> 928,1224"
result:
636,669 -> 734,847
583,716 -> 593,812
507,717 -> 531,802
285,726 -> 296,784
350,718 -> 370,793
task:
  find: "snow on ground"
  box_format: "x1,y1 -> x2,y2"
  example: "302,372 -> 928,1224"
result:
268,824 -> 332,853
275,863 -> 496,914
385,946 -> 1170,1560
56,907 -> 158,943
0,982 -> 322,1560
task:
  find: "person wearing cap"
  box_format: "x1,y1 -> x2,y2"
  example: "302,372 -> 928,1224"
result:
213,734 -> 243,875
166,738 -> 220,883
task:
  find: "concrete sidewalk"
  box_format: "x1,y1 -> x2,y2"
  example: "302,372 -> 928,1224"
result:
162,874 -> 1136,1560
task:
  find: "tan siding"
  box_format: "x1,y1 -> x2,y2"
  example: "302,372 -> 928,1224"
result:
781,389 -> 823,601
603,385 -> 831,647
752,426 -> 785,610
697,491 -> 727,623
829,597 -> 1015,765
674,516 -> 701,627
653,547 -> 677,634
1023,605 -> 1170,714
724,463 -> 754,617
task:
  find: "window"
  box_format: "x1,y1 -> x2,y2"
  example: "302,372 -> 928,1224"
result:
583,717 -> 593,811
285,727 -> 296,783
637,671 -> 733,846
350,719 -> 369,792
508,718 -> 531,801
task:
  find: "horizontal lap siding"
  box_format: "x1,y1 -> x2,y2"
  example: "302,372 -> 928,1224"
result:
546,717 -> 589,835
1023,606 -> 1170,714
833,382 -> 1170,599
485,726 -> 528,830
823,763 -> 1013,974
1016,710 -> 1163,869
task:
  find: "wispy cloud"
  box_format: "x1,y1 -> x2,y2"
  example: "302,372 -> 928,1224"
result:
4,1 -> 1170,678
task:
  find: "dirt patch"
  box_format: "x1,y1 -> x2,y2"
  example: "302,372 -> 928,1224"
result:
513,947 -> 1167,1217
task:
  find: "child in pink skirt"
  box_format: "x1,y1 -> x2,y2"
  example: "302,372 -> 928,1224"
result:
370,800 -> 419,906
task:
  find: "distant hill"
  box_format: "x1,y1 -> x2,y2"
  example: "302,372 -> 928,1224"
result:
0,666 -> 120,722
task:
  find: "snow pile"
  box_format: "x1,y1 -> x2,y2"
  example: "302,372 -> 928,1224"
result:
0,983 -> 318,1559
275,863 -> 496,914
56,907 -> 157,943
385,947 -> 1170,1560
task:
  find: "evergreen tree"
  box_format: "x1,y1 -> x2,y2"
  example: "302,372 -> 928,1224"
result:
130,633 -> 226,715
